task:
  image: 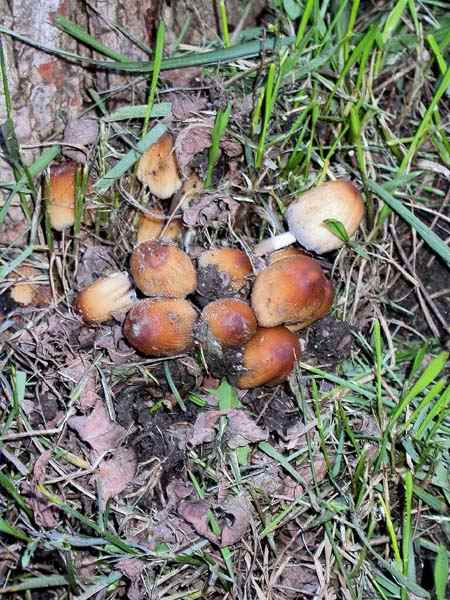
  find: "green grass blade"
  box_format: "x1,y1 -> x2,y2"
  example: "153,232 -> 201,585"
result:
381,0 -> 408,46
103,103 -> 171,122
0,517 -> 31,542
143,21 -> 165,136
369,181 -> 450,265
93,123 -> 167,194
54,15 -> 131,62
433,545 -> 449,600
402,472 -> 414,600
205,103 -> 231,188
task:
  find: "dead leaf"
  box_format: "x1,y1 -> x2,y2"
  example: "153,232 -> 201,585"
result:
160,67 -> 201,87
97,447 -> 137,505
178,499 -> 218,544
75,246 -> 118,289
183,194 -> 240,227
69,399 -> 125,457
220,139 -> 242,157
166,92 -> 207,120
166,479 -> 193,506
221,494 -> 252,546
60,356 -> 98,411
190,410 -> 224,446
30,450 -> 59,528
175,123 -> 212,172
226,409 -> 268,449
117,557 -> 146,600
63,117 -> 99,163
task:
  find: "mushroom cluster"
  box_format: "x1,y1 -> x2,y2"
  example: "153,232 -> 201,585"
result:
67,133 -> 365,389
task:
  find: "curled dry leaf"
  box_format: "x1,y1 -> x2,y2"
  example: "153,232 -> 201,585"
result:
178,499 -> 219,544
68,399 -> 125,457
175,123 -> 212,172
75,246 -> 118,289
183,194 -> 240,227
63,117 -> 99,163
226,409 -> 268,449
190,410 -> 224,446
221,494 -> 252,546
60,356 -> 98,411
166,92 -> 208,121
116,557 -> 146,600
97,447 -> 137,505
220,139 -> 242,157
30,450 -> 59,528
165,479 -> 194,507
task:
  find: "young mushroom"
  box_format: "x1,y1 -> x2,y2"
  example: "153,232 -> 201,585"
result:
237,326 -> 300,389
197,248 -> 253,300
46,162 -> 77,231
251,255 -> 333,329
9,265 -> 52,306
130,240 -> 197,297
74,272 -> 135,323
136,210 -> 183,245
136,132 -> 182,199
198,298 -> 257,352
254,180 -> 364,256
124,298 -> 197,356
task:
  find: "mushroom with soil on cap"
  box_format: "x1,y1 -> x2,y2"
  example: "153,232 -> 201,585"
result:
254,180 -> 364,256
130,240 -> 197,298
136,132 -> 182,199
236,326 -> 301,389
74,272 -> 135,323
124,298 -> 197,357
197,248 -> 253,300
251,254 -> 333,330
197,298 -> 257,355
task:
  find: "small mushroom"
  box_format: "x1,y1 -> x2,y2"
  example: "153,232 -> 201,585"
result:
130,240 -> 196,297
74,272 -> 135,323
46,162 -> 77,231
237,326 -> 301,389
123,298 -> 197,356
197,248 -> 253,299
136,210 -> 183,244
251,255 -> 333,329
9,265 -> 52,306
136,132 -> 182,199
198,298 -> 257,350
254,180 -> 364,255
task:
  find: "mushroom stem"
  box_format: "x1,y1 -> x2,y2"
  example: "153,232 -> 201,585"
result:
253,231 -> 296,256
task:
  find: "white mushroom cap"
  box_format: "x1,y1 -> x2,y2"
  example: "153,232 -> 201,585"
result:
286,180 -> 364,254
254,180 -> 364,256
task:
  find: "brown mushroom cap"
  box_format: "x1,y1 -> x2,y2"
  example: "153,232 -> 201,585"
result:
201,298 -> 257,348
136,210 -> 183,244
130,241 -> 197,298
286,180 -> 364,254
10,265 -> 52,306
197,248 -> 253,298
47,162 -> 77,231
74,272 -> 135,323
123,298 -> 197,356
251,255 -> 333,329
136,132 -> 182,199
237,326 -> 300,389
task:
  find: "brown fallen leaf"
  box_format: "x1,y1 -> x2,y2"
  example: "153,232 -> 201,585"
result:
165,479 -> 194,507
117,557 -> 146,600
178,499 -> 218,545
60,356 -> 98,411
30,450 -> 59,528
220,139 -> 242,157
97,447 -> 137,505
175,123 -> 212,172
226,409 -> 268,449
166,92 -> 207,121
183,194 -> 240,227
69,399 -> 125,457
190,410 -> 224,447
63,117 -> 99,163
221,494 -> 252,546
75,246 -> 118,289
160,66 -> 201,87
